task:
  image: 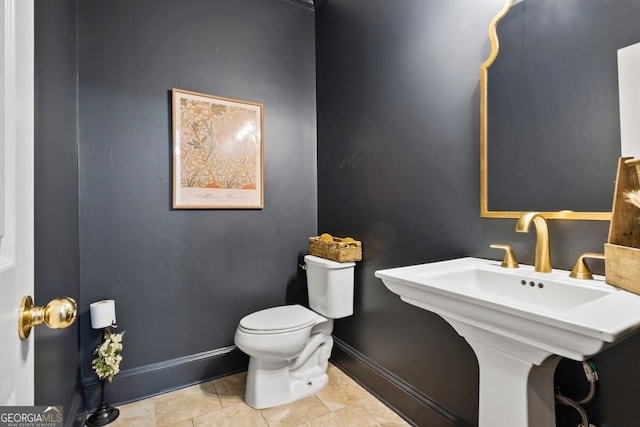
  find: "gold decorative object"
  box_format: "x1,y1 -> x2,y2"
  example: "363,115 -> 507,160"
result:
570,253 -> 605,280
18,295 -> 77,340
490,243 -> 519,268
515,212 -> 552,273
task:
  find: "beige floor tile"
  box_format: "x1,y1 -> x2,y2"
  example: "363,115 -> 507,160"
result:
193,401 -> 268,427
308,405 -> 381,426
213,371 -> 247,408
260,396 -> 331,427
318,366 -> 409,426
97,364 -> 407,427
316,365 -> 372,411
153,381 -> 222,426
355,395 -> 410,426
107,399 -> 156,427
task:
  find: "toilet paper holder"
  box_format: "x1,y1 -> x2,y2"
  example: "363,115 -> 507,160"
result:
18,295 -> 77,340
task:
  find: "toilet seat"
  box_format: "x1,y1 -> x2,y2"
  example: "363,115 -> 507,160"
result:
239,305 -> 318,335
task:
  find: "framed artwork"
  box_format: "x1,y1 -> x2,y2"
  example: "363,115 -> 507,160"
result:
172,88 -> 263,209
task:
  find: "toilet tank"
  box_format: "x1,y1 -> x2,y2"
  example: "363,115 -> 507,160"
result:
304,254 -> 355,319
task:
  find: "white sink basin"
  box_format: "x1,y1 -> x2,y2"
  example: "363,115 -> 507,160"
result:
376,257 -> 640,359
376,257 -> 640,427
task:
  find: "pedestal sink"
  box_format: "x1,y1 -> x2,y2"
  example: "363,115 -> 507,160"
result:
375,257 -> 640,427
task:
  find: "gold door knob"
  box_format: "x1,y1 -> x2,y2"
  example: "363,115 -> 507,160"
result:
19,295 -> 77,340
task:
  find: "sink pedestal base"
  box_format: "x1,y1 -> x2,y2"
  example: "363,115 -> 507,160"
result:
470,339 -> 561,427
445,317 -> 562,427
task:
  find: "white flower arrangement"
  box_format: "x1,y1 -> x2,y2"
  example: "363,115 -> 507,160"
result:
91,329 -> 125,383
624,190 -> 640,210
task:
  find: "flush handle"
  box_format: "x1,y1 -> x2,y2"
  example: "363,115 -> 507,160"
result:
18,295 -> 77,340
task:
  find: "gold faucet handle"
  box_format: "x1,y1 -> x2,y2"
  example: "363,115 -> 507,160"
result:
490,244 -> 519,269
570,252 -> 605,280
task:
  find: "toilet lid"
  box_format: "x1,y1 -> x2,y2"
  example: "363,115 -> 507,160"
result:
239,305 -> 318,333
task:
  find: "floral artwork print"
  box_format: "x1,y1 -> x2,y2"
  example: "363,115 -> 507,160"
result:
179,99 -> 259,190
172,89 -> 263,208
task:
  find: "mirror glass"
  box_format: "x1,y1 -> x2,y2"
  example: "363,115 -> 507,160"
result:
480,0 -> 640,220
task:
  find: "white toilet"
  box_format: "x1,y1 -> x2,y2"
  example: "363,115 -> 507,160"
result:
234,254 -> 355,409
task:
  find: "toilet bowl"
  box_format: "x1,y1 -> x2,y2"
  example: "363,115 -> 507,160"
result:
234,255 -> 355,409
235,304 -> 323,361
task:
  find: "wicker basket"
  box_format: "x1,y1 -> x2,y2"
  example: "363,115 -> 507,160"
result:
308,236 -> 362,263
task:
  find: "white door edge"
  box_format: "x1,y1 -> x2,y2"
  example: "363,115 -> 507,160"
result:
0,0 -> 34,406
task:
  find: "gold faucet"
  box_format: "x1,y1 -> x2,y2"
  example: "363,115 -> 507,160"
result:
515,212 -> 552,273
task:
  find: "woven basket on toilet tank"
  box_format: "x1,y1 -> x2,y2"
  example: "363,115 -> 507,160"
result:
308,236 -> 362,263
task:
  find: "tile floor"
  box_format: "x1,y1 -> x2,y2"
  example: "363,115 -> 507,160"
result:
104,364 -> 411,426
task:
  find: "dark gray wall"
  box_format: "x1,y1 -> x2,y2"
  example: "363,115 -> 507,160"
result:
76,0 -> 316,404
34,0 -> 83,425
316,1 -> 640,426
316,1 -> 500,423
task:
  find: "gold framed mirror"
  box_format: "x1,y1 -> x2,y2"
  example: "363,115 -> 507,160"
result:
478,0 -> 640,221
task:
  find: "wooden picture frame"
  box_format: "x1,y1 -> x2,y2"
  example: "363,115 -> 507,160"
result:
172,88 -> 263,209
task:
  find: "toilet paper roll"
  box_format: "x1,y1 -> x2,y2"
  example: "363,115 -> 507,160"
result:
90,300 -> 117,329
